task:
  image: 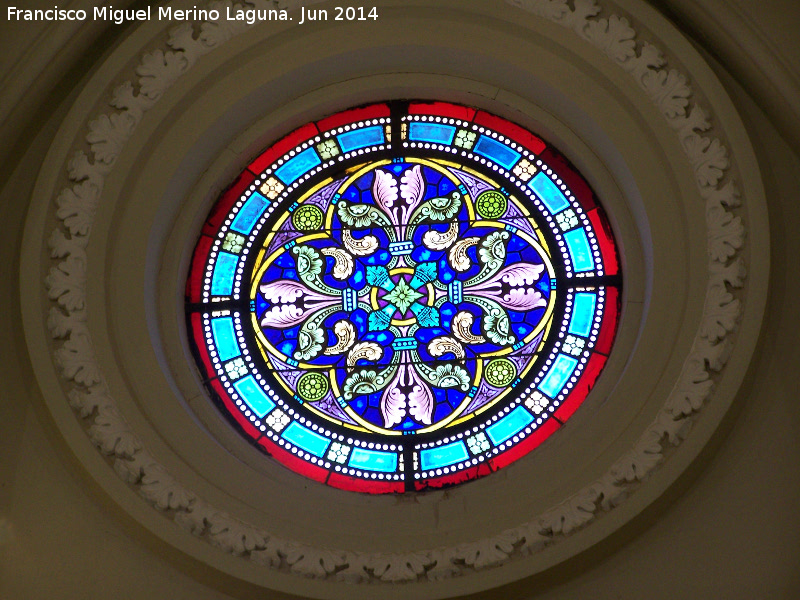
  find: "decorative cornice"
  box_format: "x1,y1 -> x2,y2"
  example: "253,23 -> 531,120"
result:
43,0 -> 746,584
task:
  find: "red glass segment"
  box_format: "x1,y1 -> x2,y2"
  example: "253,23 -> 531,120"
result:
317,103 -> 390,131
210,378 -> 262,440
186,236 -> 214,303
258,437 -> 330,484
555,353 -> 608,422
587,207 -> 620,276
474,110 -> 546,155
328,472 -> 405,494
408,101 -> 477,122
489,418 -> 561,471
595,286 -> 620,356
248,123 -> 319,175
202,170 -> 257,237
539,148 -> 597,211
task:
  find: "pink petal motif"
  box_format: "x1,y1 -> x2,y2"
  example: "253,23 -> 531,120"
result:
259,280 -> 306,304
259,280 -> 338,328
260,304 -> 306,328
372,169 -> 398,213
406,365 -> 435,425
499,263 -> 545,286
381,367 -> 408,428
467,263 -> 544,295
466,262 -> 547,311
400,164 -> 425,212
501,288 -> 546,311
260,280 -> 338,307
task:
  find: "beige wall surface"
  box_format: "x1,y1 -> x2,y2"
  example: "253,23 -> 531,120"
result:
1,2 -> 798,598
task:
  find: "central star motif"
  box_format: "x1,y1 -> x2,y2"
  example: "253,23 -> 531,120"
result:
383,278 -> 425,315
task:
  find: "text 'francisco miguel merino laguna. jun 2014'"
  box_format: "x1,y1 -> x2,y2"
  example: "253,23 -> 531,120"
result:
6,5 -> 380,26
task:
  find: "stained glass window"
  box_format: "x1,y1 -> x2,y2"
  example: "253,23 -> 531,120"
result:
186,101 -> 621,493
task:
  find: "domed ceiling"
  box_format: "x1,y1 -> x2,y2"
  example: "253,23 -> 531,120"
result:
16,1 -> 772,598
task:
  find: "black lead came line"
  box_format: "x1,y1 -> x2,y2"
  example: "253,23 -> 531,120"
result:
211,211 -> 597,239
195,343 -> 612,379
183,273 -> 621,315
185,298 -> 249,313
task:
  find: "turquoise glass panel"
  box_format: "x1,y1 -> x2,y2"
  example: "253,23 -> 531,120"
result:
486,406 -> 534,446
337,125 -> 385,152
409,122 -> 456,144
348,448 -> 397,472
420,441 -> 469,470
473,135 -> 521,170
275,147 -> 321,184
210,252 -> 238,296
569,293 -> 596,337
230,192 -> 269,235
529,171 -> 570,214
211,317 -> 239,361
233,375 -> 275,418
281,421 -> 330,457
564,228 -> 595,272
538,354 -> 579,398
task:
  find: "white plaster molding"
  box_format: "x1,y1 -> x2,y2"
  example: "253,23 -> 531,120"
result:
41,0 -> 749,585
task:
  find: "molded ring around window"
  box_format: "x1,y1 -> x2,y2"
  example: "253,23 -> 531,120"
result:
21,2 -> 767,598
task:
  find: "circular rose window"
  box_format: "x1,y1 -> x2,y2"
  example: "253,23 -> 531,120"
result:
186,101 -> 621,493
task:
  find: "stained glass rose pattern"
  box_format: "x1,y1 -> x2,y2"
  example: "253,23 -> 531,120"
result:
252,159 -> 556,434
187,102 -> 621,492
